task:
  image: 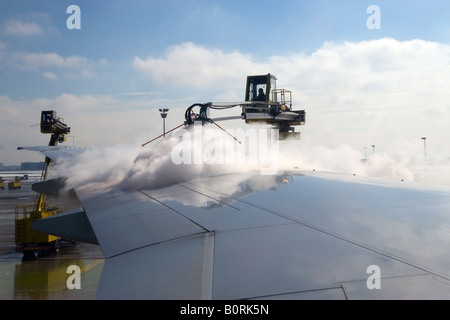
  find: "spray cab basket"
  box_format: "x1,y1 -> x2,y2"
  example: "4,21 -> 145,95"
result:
40,110 -> 70,135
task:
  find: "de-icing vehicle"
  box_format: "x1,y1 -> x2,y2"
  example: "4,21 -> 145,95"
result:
143,73 -> 306,146
15,111 -> 71,260
184,73 -> 306,140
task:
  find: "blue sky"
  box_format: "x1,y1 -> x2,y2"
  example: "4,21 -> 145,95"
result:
1,0 -> 450,185
2,0 -> 450,99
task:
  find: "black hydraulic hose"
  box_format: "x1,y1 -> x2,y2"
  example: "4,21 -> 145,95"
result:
185,103 -> 206,124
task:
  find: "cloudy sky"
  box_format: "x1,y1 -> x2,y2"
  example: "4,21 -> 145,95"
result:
1,0 -> 450,184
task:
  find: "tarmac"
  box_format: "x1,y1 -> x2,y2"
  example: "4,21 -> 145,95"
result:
0,177 -> 104,300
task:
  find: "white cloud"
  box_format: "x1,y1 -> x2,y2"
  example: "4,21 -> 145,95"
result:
43,71 -> 58,80
8,51 -> 101,80
81,69 -> 96,78
11,52 -> 87,70
133,42 -> 268,89
3,20 -> 44,36
132,39 -> 450,108
263,38 -> 450,159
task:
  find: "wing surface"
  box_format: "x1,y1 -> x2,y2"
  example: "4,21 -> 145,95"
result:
20,146 -> 450,299
18,145 -> 85,163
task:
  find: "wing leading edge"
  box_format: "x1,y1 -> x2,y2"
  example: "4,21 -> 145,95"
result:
20,146 -> 450,299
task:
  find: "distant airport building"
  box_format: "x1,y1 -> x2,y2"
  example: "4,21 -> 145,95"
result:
21,162 -> 45,171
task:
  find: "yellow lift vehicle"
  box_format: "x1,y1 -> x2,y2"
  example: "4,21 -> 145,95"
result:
15,110 -> 71,260
8,177 -> 22,190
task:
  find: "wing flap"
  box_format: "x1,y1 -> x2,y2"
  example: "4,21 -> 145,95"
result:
81,189 -> 207,258
97,232 -> 214,299
32,207 -> 99,245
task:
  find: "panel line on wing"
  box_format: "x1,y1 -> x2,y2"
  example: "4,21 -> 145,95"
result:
233,197 -> 450,282
138,189 -> 211,232
178,183 -> 241,211
247,285 -> 346,300
106,230 -> 209,259
201,231 -> 215,299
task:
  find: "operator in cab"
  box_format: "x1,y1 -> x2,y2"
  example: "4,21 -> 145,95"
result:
255,88 -> 266,102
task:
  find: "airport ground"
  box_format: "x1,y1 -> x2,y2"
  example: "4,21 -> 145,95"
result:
0,178 -> 104,300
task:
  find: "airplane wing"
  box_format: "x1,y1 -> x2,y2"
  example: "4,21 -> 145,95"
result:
20,145 -> 450,299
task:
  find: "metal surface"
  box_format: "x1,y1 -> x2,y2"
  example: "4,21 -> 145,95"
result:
81,189 -> 206,258
16,146 -> 450,299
